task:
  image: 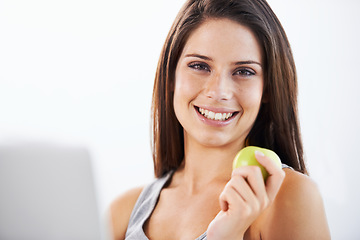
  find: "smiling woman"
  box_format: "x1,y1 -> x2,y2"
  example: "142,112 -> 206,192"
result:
173,19 -> 264,149
110,0 -> 330,239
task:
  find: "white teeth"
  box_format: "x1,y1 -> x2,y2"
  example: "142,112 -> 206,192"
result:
215,113 -> 221,120
208,111 -> 215,120
198,107 -> 234,121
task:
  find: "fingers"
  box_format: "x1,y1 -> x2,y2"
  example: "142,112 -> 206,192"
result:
215,152 -> 286,240
218,166 -> 269,234
220,154 -> 285,214
255,151 -> 285,201
219,181 -> 244,212
231,166 -> 269,209
220,172 -> 258,212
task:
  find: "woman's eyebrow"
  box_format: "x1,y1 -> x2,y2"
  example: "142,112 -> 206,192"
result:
184,53 -> 212,61
235,60 -> 262,68
184,53 -> 262,68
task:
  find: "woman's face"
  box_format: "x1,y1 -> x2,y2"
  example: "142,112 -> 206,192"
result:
173,18 -> 264,149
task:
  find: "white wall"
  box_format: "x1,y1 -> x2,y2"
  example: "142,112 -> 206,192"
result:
0,0 -> 359,239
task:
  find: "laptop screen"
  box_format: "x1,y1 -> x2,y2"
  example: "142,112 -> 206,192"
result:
0,142 -> 103,240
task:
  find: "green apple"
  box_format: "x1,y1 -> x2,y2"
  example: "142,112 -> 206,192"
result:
232,146 -> 282,181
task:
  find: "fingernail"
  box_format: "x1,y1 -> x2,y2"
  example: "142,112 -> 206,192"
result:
255,150 -> 265,157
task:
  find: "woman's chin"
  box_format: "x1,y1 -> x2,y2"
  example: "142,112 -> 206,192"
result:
189,133 -> 240,149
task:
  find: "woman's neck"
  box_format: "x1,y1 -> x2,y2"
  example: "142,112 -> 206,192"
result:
172,137 -> 244,194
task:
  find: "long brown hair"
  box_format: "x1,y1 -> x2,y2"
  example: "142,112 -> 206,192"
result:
151,0 -> 307,177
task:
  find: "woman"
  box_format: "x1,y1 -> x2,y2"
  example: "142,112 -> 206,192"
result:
110,0 -> 330,239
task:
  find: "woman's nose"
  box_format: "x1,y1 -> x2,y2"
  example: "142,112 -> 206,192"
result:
203,73 -> 233,101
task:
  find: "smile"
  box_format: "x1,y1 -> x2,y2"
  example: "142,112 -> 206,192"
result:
196,107 -> 236,121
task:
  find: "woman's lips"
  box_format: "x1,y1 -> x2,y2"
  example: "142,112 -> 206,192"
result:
194,106 -> 239,125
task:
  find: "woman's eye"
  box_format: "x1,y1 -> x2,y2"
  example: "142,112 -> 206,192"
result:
234,68 -> 255,76
188,62 -> 210,72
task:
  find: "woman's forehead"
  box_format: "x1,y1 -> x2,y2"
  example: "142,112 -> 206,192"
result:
180,18 -> 263,64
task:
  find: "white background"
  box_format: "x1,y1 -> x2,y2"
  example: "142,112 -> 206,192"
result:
1,0 -> 359,239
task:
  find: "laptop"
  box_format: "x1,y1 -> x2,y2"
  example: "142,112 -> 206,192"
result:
0,141 -> 104,240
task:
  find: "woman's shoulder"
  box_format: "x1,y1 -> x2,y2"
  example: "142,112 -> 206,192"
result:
109,186 -> 144,240
260,169 -> 331,239
108,173 -> 173,240
276,169 -> 323,210
280,168 -> 319,199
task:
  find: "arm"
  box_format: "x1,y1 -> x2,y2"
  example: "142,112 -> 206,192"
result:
109,187 -> 144,240
261,169 -> 331,239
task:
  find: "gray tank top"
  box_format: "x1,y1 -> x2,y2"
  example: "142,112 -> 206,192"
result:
125,164 -> 292,240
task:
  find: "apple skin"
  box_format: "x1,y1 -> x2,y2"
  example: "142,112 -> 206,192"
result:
232,146 -> 282,181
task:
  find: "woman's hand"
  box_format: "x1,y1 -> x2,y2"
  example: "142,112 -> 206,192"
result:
206,151 -> 285,240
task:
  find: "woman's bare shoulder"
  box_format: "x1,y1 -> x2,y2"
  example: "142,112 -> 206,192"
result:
109,186 -> 144,240
261,169 -> 331,239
